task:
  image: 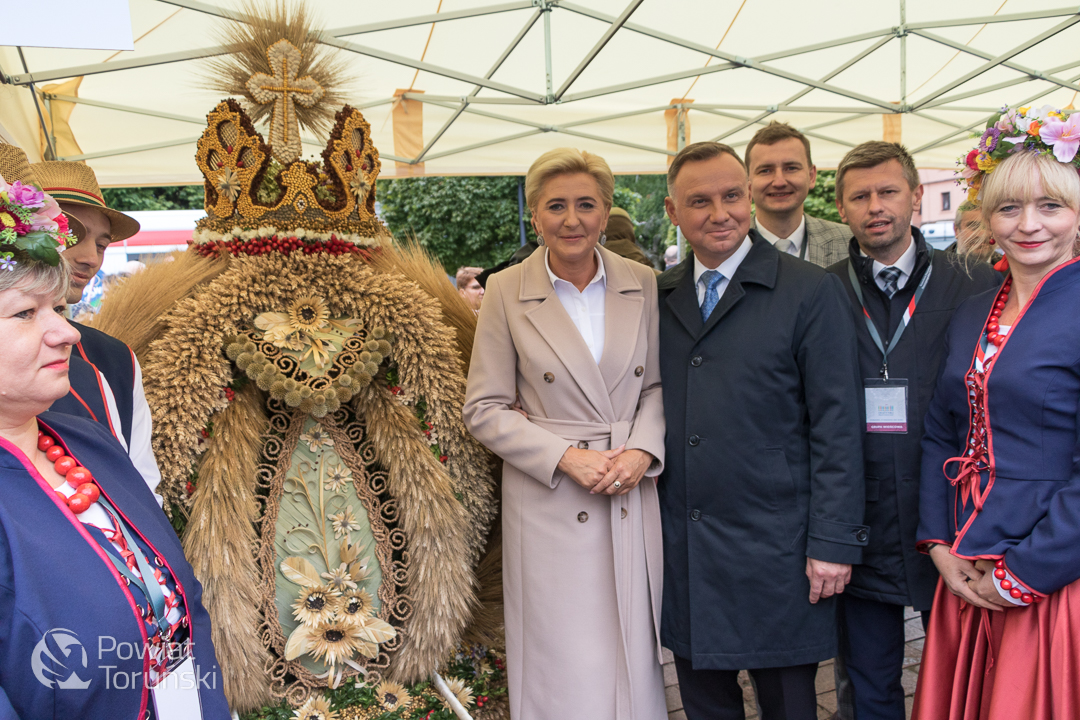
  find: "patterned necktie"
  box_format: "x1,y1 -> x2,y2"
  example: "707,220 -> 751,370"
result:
878,266 -> 902,299
699,269 -> 724,322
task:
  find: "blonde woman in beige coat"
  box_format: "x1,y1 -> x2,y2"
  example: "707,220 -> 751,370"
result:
463,148 -> 667,720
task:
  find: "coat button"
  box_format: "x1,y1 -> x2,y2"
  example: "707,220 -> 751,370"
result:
577,440 -> 589,450
634,366 -> 644,376
690,509 -> 702,521
855,528 -> 869,543
577,512 -> 589,523
688,435 -> 699,446
543,372 -> 554,383
621,508 -> 627,519
691,356 -> 702,367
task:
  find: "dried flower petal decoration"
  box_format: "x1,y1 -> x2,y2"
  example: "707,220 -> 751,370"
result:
339,588 -> 374,624
293,695 -> 338,720
440,676 -> 476,710
321,562 -> 358,592
300,424 -> 333,453
293,585 -> 342,626
323,462 -> 352,492
308,621 -> 364,666
957,104 -> 1080,206
374,680 -> 411,711
329,507 -> 361,539
216,166 -> 243,202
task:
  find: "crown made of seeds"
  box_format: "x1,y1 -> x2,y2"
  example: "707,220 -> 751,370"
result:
957,104 -> 1080,207
192,98 -> 384,253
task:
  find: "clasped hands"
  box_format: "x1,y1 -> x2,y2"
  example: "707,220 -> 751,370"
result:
929,545 -> 1014,611
557,444 -> 653,496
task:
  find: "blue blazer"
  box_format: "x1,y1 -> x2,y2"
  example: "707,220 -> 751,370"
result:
0,413 -> 229,719
918,257 -> 1080,596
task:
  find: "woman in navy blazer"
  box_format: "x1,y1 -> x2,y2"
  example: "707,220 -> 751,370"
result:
0,248 -> 230,715
913,147 -> 1080,718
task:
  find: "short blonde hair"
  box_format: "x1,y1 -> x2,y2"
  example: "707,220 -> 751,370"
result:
525,148 -> 614,215
967,151 -> 1080,258
0,255 -> 70,300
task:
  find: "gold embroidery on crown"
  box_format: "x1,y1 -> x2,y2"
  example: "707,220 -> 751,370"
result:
195,99 -> 384,237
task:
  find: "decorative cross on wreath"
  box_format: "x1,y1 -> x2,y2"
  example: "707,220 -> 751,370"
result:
247,39 -> 325,164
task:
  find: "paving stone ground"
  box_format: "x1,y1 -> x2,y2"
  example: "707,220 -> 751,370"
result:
664,607 -> 925,720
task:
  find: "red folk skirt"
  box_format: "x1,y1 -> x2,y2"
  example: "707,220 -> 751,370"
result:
912,576 -> 1080,720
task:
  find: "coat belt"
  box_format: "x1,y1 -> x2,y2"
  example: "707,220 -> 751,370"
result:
529,416 -> 631,449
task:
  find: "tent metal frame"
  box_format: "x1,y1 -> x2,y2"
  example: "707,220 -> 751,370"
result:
4,0 -> 1080,169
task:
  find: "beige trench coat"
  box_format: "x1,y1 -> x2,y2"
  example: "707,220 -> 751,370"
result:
463,246 -> 666,720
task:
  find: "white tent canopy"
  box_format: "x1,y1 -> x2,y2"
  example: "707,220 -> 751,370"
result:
2,0 -> 1079,185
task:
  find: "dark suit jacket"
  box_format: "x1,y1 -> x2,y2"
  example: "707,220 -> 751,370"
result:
657,230 -> 867,669
828,229 -> 1001,611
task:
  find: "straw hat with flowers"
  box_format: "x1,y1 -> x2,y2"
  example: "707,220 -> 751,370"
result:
0,144 -> 84,270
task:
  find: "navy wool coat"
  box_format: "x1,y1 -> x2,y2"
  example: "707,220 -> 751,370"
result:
657,232 -> 868,670
0,412 -> 229,719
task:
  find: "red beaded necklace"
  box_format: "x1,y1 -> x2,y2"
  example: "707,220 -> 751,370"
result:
37,430 -> 100,514
984,276 -> 1013,349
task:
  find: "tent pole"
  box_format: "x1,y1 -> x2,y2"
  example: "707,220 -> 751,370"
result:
676,108 -> 686,263
542,1 -> 554,102
900,0 -> 907,108
518,178 -> 527,247
16,48 -> 55,161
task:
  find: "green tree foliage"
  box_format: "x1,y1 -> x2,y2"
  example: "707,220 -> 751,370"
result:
614,174 -> 671,269
804,169 -> 842,224
100,185 -> 204,211
376,176 -> 533,273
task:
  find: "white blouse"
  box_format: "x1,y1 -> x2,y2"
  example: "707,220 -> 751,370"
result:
545,248 -> 607,364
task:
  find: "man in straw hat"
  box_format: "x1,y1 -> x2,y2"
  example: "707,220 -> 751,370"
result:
32,160 -> 161,500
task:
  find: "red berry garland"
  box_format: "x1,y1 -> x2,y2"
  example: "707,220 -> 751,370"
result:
38,431 -> 100,516
191,234 -> 373,259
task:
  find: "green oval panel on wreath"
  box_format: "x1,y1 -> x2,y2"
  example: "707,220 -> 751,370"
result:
275,416 -> 386,676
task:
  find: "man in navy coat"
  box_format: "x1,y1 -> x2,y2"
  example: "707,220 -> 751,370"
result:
658,141 -> 868,720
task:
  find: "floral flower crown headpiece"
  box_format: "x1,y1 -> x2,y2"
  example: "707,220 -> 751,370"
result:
958,104 -> 1080,207
0,173 -> 79,271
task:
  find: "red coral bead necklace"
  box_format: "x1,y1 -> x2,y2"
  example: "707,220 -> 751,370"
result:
37,430 -> 100,515
985,276 -> 1013,349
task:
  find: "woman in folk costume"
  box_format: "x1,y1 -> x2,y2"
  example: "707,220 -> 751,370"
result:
914,106 -> 1080,719
463,148 -> 667,719
0,145 -> 230,718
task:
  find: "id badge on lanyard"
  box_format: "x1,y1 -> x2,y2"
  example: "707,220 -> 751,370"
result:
848,247 -> 933,435
151,654 -> 204,720
864,378 -> 908,433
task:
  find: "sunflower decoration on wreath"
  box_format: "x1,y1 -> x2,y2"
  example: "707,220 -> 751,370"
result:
84,2 -> 501,716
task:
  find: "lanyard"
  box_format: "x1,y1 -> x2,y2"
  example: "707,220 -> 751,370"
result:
90,496 -> 172,637
847,247 -> 934,379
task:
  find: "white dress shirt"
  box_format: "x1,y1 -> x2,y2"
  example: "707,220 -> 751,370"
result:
546,248 -> 607,364
864,234 -> 918,293
693,236 -> 753,306
756,216 -> 806,258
